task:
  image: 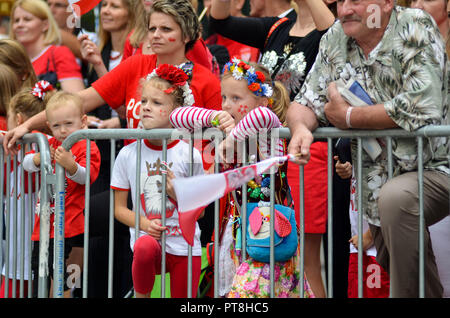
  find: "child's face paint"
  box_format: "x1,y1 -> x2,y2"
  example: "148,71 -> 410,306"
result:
238,105 -> 249,116
140,83 -> 175,130
221,76 -> 262,124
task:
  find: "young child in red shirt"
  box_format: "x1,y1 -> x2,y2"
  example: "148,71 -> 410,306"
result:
23,90 -> 101,298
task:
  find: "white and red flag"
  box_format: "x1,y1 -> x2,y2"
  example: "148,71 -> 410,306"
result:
172,154 -> 293,245
68,0 -> 101,17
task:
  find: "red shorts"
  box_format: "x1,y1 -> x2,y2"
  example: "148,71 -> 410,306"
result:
287,141 -> 328,233
132,235 -> 201,298
348,252 -> 390,298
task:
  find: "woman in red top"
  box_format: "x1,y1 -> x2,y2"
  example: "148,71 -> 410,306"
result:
4,0 -> 222,155
9,0 -> 84,93
122,0 -> 214,72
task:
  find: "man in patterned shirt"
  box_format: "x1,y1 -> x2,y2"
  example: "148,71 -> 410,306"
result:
286,0 -> 449,297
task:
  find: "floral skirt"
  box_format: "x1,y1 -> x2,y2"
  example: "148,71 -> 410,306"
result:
227,248 -> 315,298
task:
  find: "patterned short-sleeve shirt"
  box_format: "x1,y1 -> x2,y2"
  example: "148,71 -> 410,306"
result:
295,6 -> 449,225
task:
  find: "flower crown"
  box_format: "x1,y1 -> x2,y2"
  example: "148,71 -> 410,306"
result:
146,63 -> 195,107
31,80 -> 54,100
223,58 -> 273,99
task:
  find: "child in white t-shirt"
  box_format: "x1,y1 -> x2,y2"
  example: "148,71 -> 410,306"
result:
110,64 -> 204,298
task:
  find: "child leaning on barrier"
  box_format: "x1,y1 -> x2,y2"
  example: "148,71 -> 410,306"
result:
110,64 -> 205,298
169,59 -> 314,298
333,141 -> 390,298
0,81 -> 51,298
22,89 -> 101,298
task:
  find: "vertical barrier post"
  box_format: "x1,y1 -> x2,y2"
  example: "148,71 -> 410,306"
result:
12,157 -> 18,298
327,138 -> 333,298
134,139 -> 142,298
53,162 -> 66,297
213,134 -> 220,298
357,138 -> 363,298
417,137 -> 425,298
19,149 -> 26,298
299,166 -> 305,298
108,139 -> 116,298
269,137 -> 275,298
82,140 -> 92,298
5,156 -> 11,298
187,137 -> 193,298
160,139 -> 167,298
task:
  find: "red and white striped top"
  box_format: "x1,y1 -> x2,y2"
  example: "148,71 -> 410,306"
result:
169,106 -> 214,131
170,106 -> 284,158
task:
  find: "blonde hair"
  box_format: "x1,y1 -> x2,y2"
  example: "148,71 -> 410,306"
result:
0,39 -> 38,89
149,0 -> 200,52
45,91 -> 84,118
140,77 -> 185,109
10,0 -> 61,46
9,84 -> 53,120
98,0 -> 137,53
222,62 -> 290,125
0,64 -> 21,116
128,0 -> 148,48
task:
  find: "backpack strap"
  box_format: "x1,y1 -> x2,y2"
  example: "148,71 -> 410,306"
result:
264,17 -> 289,49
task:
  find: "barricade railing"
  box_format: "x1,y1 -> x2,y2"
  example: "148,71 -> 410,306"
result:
14,125 -> 450,298
0,133 -> 54,298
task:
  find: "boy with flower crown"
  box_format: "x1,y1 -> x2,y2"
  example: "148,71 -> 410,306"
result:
110,64 -> 205,298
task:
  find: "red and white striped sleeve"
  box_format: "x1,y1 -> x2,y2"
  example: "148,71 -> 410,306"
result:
229,107 -> 284,157
169,106 -> 214,131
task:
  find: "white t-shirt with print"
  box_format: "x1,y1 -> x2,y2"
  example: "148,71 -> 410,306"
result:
110,139 -> 204,256
349,173 -> 377,257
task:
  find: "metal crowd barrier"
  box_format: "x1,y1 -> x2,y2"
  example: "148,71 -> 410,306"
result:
0,133 -> 53,298
3,125 -> 449,298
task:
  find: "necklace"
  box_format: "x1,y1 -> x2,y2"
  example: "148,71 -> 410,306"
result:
110,51 -> 122,61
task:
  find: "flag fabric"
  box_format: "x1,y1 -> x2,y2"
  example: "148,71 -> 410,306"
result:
173,154 -> 293,245
68,0 -> 101,17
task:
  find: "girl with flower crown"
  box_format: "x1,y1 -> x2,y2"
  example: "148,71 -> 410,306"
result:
111,64 -> 204,298
210,0 -> 337,298
170,58 -> 314,298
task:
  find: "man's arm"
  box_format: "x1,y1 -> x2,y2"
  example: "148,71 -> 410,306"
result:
324,82 -> 398,130
286,101 -> 319,165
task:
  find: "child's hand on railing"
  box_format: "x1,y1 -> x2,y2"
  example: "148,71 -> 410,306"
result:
210,111 -> 235,134
349,230 -> 373,251
166,168 -> 177,201
334,155 -> 352,179
145,218 -> 167,240
54,146 -> 77,176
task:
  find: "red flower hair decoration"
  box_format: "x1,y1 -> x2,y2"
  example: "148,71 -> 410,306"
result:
31,80 -> 54,100
146,64 -> 195,106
